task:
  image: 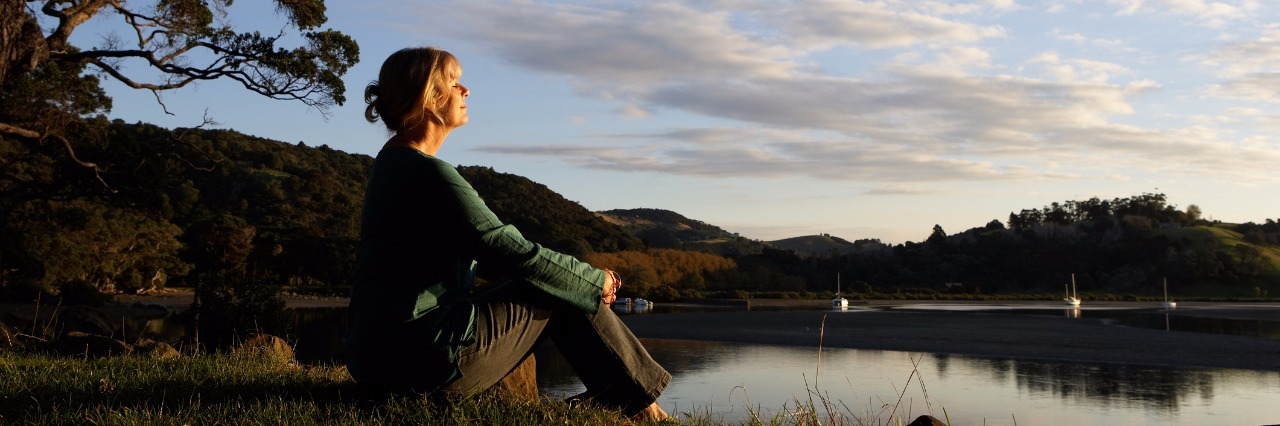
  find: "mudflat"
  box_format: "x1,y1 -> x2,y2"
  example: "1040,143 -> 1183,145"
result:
619,303 -> 1280,372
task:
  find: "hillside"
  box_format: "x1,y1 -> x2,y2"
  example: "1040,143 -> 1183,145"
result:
4,121 -> 1280,302
767,234 -> 856,256
0,122 -> 643,299
597,208 -> 768,256
1151,225 -> 1280,292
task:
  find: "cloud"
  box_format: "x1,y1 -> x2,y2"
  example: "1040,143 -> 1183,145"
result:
1108,0 -> 1259,27
765,0 -> 1008,50
416,1 -> 799,91
1124,79 -> 1163,95
402,0 -> 1280,186
1023,52 -> 1131,84
1199,35 -> 1280,102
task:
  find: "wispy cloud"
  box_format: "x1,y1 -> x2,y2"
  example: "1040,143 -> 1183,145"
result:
401,0 -> 1280,187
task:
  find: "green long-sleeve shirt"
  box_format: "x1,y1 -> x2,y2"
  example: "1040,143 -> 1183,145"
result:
344,147 -> 607,391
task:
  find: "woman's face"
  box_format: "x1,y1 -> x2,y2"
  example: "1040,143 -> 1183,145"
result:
443,73 -> 470,128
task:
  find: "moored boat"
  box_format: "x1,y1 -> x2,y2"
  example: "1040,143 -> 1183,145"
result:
1162,277 -> 1176,309
1064,274 -> 1081,307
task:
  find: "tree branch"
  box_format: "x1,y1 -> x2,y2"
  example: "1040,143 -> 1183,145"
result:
42,0 -> 109,51
51,133 -> 113,191
0,122 -> 41,139
1,121 -> 114,191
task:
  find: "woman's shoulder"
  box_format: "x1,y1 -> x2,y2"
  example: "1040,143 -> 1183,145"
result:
378,147 -> 453,168
375,148 -> 468,182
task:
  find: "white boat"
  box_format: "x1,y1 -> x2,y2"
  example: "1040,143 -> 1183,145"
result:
1064,274 -> 1081,307
612,297 -> 631,306
633,298 -> 651,306
832,272 -> 849,309
1162,277 -> 1176,309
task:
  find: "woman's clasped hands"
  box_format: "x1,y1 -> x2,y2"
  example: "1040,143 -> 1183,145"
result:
601,269 -> 622,304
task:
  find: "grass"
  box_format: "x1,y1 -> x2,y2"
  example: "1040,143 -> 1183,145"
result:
0,349 -> 656,425
0,346 -> 947,425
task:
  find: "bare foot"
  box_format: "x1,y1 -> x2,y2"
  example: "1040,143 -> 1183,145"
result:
630,402 -> 670,422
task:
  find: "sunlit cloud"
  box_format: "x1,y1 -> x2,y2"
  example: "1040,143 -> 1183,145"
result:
401,0 -> 1280,188
1199,33 -> 1280,102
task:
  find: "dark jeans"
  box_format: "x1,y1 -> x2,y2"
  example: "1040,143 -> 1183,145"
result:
441,282 -> 670,415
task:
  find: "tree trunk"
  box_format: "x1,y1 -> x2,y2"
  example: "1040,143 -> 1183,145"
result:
0,0 -> 46,90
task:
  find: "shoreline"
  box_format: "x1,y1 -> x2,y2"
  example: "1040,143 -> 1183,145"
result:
620,305 -> 1280,372
14,291 -> 1280,372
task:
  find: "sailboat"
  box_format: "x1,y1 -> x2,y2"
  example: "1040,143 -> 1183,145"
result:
1063,273 -> 1081,307
832,272 -> 849,309
1162,277 -> 1176,309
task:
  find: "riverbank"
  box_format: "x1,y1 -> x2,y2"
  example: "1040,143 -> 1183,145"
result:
620,303 -> 1280,372
33,291 -> 1280,372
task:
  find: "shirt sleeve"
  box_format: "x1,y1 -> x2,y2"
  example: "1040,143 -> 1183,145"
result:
434,160 -> 607,313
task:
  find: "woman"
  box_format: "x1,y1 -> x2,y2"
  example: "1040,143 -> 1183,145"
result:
344,47 -> 670,420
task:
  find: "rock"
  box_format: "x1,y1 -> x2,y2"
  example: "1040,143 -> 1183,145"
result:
135,338 -> 181,359
59,305 -> 117,337
233,334 -> 296,365
908,415 -> 947,426
495,354 -> 538,401
53,331 -> 132,358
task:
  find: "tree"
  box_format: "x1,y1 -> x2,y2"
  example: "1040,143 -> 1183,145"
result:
926,224 -> 948,245
1186,204 -> 1202,223
1,0 -> 359,180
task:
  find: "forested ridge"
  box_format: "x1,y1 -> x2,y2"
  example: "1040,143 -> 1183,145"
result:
2,122 -> 1279,302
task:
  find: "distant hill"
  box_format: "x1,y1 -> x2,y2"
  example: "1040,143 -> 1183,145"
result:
597,208 -> 767,256
6,119 -> 1279,301
767,234 -> 855,256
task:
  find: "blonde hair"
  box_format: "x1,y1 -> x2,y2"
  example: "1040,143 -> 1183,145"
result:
364,47 -> 462,133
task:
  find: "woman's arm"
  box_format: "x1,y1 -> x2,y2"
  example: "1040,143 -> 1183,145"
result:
432,160 -> 608,312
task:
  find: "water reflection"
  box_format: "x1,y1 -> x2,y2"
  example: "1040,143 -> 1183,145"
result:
538,339 -> 1280,425
610,302 -> 654,315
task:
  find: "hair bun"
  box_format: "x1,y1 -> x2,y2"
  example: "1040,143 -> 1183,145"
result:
364,82 -> 382,123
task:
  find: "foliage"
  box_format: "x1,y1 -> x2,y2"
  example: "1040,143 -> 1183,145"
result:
1237,219 -> 1280,245
1,0 -> 360,304
461,166 -> 644,257
1,0 -> 358,114
786,194 -> 1280,298
584,248 -> 737,300
0,122 -> 370,300
2,198 -> 189,296
1,0 -> 360,206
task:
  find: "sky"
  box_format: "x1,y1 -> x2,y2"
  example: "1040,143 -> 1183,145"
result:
78,0 -> 1280,244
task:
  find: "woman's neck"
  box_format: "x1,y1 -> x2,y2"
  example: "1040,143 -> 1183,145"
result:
385,125 -> 449,156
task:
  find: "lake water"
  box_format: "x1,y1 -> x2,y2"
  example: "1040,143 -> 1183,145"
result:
534,304 -> 1280,425
539,338 -> 1280,425
148,303 -> 1280,425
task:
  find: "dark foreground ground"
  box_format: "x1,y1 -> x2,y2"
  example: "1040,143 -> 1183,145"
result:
620,302 -> 1280,372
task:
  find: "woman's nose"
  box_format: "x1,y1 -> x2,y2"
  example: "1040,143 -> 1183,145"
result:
461,84 -> 470,97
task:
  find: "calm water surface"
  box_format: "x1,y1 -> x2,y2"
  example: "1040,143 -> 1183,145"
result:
159,303 -> 1280,425
530,303 -> 1280,425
